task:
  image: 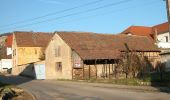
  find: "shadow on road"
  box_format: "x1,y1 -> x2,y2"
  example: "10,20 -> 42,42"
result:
0,74 -> 33,85
150,71 -> 170,94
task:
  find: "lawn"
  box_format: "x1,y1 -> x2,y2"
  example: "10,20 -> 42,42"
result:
63,72 -> 170,86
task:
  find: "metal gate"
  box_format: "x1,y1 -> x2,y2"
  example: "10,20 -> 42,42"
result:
34,64 -> 46,79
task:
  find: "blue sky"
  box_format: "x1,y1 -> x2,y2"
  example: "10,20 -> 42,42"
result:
0,0 -> 168,34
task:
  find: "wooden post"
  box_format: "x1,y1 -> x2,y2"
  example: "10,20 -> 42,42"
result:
103,64 -> 105,79
114,61 -> 117,79
72,66 -> 74,80
109,63 -> 111,79
89,65 -> 91,80
83,61 -> 85,80
112,64 -> 114,76
72,58 -> 74,80
105,60 -> 107,78
95,60 -> 97,79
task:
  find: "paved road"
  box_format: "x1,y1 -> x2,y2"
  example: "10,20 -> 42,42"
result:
0,75 -> 170,100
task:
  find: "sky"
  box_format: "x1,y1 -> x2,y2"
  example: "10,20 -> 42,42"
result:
0,0 -> 168,34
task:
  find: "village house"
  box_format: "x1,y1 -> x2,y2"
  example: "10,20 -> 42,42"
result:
12,31 -> 53,78
0,34 -> 13,72
121,22 -> 170,71
121,22 -> 170,48
153,22 -> 170,48
45,31 -> 160,80
120,26 -> 154,40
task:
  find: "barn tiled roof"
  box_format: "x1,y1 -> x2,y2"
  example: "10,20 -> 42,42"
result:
57,31 -> 160,60
14,31 -> 53,47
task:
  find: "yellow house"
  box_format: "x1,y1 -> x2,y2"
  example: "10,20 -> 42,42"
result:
12,31 -> 53,76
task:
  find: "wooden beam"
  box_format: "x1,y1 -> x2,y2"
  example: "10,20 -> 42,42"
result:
95,60 -> 97,79
83,61 -> 85,80
72,57 -> 74,80
105,60 -> 107,78
112,64 -> 114,73
103,64 -> 105,79
114,60 -> 117,79
72,65 -> 73,80
109,63 -> 111,79
89,64 -> 91,80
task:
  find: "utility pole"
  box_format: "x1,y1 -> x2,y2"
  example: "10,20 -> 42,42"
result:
166,0 -> 170,38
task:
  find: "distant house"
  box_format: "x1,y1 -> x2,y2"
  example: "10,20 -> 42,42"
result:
12,31 -> 53,77
121,26 -> 154,40
0,34 -> 13,72
45,31 -> 160,80
6,34 -> 13,58
121,22 -> 170,48
121,22 -> 170,72
153,22 -> 170,48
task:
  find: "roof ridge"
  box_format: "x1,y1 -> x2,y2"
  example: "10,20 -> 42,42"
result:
56,31 -> 115,35
152,22 -> 168,27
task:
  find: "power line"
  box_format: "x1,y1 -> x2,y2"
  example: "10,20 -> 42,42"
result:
59,0 -> 161,26
0,0 -> 133,31
0,0 -> 104,28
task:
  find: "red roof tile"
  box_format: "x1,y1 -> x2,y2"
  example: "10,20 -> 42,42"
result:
152,22 -> 169,34
121,26 -> 153,39
121,22 -> 170,40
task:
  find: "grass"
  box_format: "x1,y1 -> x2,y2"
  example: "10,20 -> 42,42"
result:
58,72 -> 170,86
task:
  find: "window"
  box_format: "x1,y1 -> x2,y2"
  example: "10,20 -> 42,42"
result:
15,49 -> 16,55
13,50 -> 14,56
13,49 -> 16,56
165,36 -> 169,42
55,46 -> 61,57
56,62 -> 62,72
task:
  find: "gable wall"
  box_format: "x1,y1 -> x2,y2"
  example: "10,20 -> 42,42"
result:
45,34 -> 72,79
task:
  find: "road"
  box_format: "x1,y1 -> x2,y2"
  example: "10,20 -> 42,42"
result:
0,75 -> 170,100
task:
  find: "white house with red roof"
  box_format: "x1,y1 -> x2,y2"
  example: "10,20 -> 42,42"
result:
121,22 -> 170,49
0,34 -> 13,72
121,22 -> 170,71
153,22 -> 170,48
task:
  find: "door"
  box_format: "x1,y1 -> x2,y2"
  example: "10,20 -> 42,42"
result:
35,64 -> 46,79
